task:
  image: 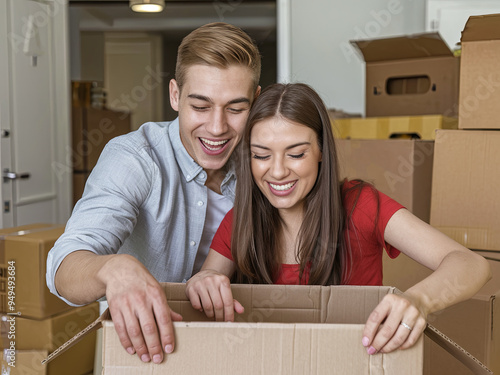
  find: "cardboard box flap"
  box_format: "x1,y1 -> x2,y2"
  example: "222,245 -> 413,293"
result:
43,284 -> 493,374
425,324 -> 492,375
351,32 -> 453,62
41,308 -> 110,365
461,13 -> 500,42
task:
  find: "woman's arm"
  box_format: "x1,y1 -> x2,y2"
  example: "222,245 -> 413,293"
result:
186,249 -> 243,321
363,208 -> 491,354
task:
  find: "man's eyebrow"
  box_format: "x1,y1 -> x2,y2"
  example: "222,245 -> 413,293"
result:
227,97 -> 251,105
187,94 -> 212,103
187,94 -> 250,105
250,142 -> 311,151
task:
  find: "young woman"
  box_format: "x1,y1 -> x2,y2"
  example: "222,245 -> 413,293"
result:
186,83 -> 491,355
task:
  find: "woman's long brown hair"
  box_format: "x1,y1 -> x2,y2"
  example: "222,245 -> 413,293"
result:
231,83 -> 352,285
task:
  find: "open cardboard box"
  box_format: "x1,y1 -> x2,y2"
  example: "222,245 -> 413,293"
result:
43,283 -> 491,374
351,32 -> 459,118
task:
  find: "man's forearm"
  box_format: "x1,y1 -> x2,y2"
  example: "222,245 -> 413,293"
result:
54,250 -> 112,305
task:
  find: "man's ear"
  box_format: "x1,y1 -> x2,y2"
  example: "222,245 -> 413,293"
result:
169,79 -> 180,112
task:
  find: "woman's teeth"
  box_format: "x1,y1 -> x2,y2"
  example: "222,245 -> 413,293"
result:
269,182 -> 295,191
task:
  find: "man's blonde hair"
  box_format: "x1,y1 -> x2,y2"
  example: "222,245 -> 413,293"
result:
175,22 -> 261,90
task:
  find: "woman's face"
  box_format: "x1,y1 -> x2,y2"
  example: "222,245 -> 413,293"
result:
250,116 -> 322,216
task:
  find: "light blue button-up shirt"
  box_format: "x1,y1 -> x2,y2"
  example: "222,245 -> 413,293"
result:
46,119 -> 236,305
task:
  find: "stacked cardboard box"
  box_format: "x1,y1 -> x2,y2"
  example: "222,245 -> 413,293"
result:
381,13 -> 500,375
430,13 -> 500,251
334,32 -> 460,223
0,224 -> 99,374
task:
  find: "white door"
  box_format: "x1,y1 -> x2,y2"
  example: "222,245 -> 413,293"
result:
0,0 -> 71,228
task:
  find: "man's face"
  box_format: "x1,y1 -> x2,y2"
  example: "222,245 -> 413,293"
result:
170,64 -> 259,173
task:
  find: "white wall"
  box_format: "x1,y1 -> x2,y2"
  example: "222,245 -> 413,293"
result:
289,0 -> 426,116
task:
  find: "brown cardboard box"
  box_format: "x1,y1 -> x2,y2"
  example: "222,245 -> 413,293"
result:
351,33 -> 460,117
1,350 -> 47,374
337,139 -> 434,222
459,14 -> 500,129
382,251 -> 500,375
45,283 -> 491,375
72,107 -> 130,171
332,115 -> 457,140
1,303 -> 99,375
72,171 -> 90,206
0,224 -> 71,319
430,130 -> 500,250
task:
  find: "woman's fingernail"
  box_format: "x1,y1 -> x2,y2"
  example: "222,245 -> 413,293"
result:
126,347 -> 135,355
153,354 -> 162,364
141,354 -> 151,362
367,346 -> 377,355
362,336 -> 370,347
165,344 -> 173,354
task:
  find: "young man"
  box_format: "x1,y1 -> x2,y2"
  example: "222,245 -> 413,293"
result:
46,22 -> 261,365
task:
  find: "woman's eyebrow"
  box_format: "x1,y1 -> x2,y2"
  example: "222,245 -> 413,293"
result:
250,142 -> 311,151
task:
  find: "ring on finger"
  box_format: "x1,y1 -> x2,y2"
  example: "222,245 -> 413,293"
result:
400,322 -> 412,331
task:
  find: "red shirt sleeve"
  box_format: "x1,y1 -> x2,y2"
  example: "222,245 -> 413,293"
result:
210,209 -> 234,261
343,180 -> 405,285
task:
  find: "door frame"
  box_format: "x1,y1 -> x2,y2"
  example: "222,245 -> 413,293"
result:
0,0 -> 72,228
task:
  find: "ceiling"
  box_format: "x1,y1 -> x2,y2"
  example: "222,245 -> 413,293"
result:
69,0 -> 277,42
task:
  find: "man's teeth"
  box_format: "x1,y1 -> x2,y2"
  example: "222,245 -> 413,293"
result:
270,182 -> 295,191
201,138 -> 229,147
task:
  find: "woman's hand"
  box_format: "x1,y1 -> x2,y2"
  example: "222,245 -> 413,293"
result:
361,293 -> 427,354
186,269 -> 244,322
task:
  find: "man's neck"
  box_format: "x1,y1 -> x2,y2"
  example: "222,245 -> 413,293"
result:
204,168 -> 226,194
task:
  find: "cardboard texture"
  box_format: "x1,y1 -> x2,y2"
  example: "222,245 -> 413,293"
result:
337,139 -> 434,222
1,304 -> 99,375
72,107 -> 130,171
351,32 -> 460,117
430,130 -> 500,250
459,14 -> 500,129
1,350 -> 47,375
0,224 -> 72,319
332,115 -> 457,140
383,251 -> 500,375
45,283 -> 491,375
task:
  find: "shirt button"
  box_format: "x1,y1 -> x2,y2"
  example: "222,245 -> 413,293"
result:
200,172 -> 206,179
190,240 -> 196,246
186,174 -> 191,179
197,201 -> 204,206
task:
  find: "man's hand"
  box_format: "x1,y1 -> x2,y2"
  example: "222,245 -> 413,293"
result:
99,254 -> 182,363
186,269 -> 243,322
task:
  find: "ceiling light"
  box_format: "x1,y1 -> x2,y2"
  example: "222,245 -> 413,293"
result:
130,0 -> 165,13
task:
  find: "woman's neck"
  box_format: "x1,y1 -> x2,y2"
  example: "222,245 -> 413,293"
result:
279,209 -> 304,264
